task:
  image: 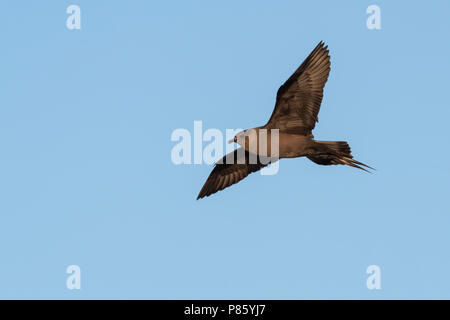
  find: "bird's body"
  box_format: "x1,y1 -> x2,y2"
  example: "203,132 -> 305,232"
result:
235,128 -> 314,158
273,132 -> 314,158
197,41 -> 372,200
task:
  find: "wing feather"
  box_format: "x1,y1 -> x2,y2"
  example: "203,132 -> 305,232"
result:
265,41 -> 331,135
197,148 -> 269,199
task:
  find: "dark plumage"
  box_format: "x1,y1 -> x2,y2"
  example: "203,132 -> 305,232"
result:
197,148 -> 269,200
265,41 -> 330,135
197,41 -> 373,200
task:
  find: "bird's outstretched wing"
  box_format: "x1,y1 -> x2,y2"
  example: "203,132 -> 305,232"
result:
197,148 -> 269,199
265,41 -> 331,135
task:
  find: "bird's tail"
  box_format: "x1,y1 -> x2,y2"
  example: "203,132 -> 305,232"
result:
307,140 -> 374,172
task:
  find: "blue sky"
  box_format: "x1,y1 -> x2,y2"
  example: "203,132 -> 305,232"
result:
1,1 -> 450,299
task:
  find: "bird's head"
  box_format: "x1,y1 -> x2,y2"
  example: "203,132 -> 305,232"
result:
228,130 -> 246,145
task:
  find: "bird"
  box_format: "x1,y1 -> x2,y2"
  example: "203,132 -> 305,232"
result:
197,41 -> 372,200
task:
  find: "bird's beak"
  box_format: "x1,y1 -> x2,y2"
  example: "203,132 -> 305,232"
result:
228,139 -> 234,144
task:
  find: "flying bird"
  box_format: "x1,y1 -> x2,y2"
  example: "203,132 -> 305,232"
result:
197,41 -> 372,200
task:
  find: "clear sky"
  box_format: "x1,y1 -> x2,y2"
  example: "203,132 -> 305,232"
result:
1,0 -> 450,299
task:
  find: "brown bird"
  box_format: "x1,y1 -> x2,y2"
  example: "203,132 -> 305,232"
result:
197,41 -> 372,200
